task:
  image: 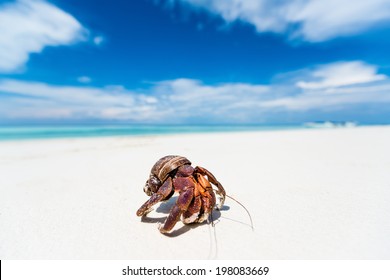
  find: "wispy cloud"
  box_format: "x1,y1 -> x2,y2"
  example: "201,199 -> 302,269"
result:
93,36 -> 105,46
77,76 -> 92,84
262,61 -> 390,111
0,61 -> 389,123
0,80 -> 157,121
151,78 -> 270,122
261,83 -> 390,111
174,0 -> 390,42
0,0 -> 87,73
296,61 -> 387,90
0,78 -> 269,122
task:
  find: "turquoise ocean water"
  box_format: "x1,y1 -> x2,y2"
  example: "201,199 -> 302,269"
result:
0,124 -> 304,141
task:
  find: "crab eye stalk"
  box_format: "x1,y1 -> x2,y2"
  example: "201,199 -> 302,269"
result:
144,176 -> 161,196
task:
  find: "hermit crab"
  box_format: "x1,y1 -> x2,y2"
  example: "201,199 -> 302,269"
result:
136,155 -> 226,233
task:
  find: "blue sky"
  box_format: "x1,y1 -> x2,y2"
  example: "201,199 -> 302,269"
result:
1,0 -> 390,124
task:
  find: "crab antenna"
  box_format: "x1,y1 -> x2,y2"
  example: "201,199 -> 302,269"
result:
226,194 -> 254,231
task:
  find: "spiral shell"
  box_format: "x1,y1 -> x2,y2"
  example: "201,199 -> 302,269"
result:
150,155 -> 191,182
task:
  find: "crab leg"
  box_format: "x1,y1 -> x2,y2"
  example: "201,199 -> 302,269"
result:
136,177 -> 173,216
159,188 -> 194,233
193,175 -> 215,223
182,195 -> 202,224
195,166 -> 226,209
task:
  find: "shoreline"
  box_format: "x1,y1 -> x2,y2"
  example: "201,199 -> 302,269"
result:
0,123 -> 305,142
1,126 -> 390,259
2,123 -> 388,142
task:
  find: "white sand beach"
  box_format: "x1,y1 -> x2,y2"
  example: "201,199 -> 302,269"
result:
0,126 -> 389,259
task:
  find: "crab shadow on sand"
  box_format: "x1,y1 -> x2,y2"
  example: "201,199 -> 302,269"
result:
140,196 -> 230,237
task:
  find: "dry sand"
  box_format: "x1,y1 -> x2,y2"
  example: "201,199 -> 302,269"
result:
1,126 -> 390,259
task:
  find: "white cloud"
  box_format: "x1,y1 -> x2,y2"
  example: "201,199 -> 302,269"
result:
144,61 -> 386,120
261,61 -> 390,111
1,61 -> 389,123
296,61 -> 387,90
93,36 -> 104,46
78,76 -> 92,84
261,83 -> 390,111
0,78 -> 270,122
176,0 -> 390,42
151,78 -> 269,120
289,0 -> 390,41
0,79 -> 143,120
0,0 -> 87,73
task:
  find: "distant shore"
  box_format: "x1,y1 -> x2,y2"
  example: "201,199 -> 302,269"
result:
1,126 -> 389,259
0,124 -> 306,141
